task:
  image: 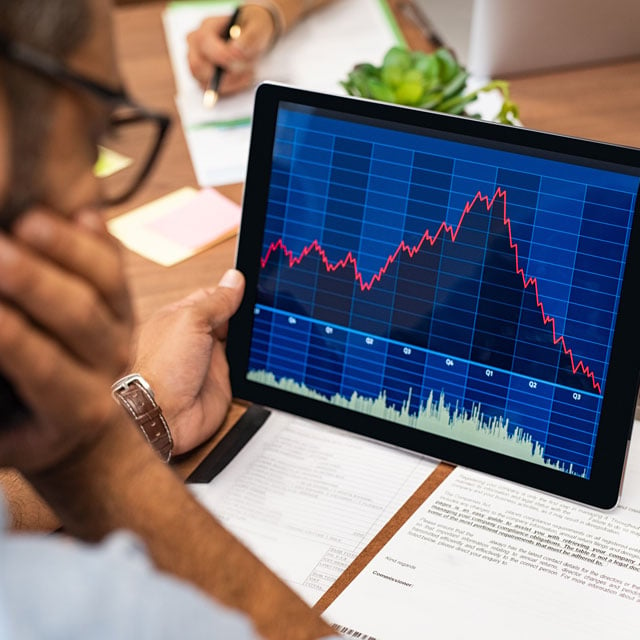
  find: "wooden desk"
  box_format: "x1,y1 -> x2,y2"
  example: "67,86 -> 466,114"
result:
110,0 -> 640,479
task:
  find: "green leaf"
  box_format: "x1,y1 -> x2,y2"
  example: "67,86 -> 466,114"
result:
412,51 -> 440,79
381,64 -> 405,89
403,68 -> 426,86
382,46 -> 413,72
435,47 -> 460,82
353,62 -> 379,76
442,70 -> 469,99
420,91 -> 444,110
344,69 -> 372,97
368,79 -> 396,103
396,81 -> 424,105
496,100 -> 520,125
437,92 -> 478,114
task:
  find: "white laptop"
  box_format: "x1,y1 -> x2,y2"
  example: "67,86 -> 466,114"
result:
411,0 -> 640,77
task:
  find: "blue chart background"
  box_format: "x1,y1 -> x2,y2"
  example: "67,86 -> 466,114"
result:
248,105 -> 639,477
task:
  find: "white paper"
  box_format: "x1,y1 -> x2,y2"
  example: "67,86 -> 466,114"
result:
324,423 -> 640,639
162,0 -> 402,185
190,409 -> 437,605
182,122 -> 253,188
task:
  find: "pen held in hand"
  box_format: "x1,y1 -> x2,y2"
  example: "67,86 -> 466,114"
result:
203,6 -> 243,109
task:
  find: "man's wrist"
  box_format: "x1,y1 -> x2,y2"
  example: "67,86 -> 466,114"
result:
111,374 -> 173,462
25,411 -> 174,543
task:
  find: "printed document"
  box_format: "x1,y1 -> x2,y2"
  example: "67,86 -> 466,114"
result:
323,422 -> 640,639
190,409 -> 437,605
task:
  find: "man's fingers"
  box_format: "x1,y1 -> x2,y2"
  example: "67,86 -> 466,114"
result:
13,209 -> 132,322
205,269 -> 245,340
168,269 -> 245,334
217,268 -> 245,293
0,301 -> 111,426
0,232 -> 130,373
0,301 -> 117,471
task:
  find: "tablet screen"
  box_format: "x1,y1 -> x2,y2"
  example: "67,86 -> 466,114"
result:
229,83 -> 640,508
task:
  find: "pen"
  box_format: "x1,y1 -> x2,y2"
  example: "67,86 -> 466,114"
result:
203,6 -> 243,109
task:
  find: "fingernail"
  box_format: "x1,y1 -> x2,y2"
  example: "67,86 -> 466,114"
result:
219,269 -> 243,289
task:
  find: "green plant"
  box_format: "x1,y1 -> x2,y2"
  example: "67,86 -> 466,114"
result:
341,46 -> 520,125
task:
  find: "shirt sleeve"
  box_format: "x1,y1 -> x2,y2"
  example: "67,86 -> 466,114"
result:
0,524 -> 262,640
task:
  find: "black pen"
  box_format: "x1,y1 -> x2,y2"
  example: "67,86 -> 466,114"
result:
203,6 -> 243,109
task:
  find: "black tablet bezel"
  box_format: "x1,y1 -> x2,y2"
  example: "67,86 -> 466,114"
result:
227,82 -> 640,509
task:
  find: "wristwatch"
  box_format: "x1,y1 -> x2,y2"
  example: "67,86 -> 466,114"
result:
111,374 -> 173,462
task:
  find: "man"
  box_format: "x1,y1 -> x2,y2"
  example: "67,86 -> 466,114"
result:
0,0 -> 340,637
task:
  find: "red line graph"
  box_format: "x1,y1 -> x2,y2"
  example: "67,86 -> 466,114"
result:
261,188 -> 602,393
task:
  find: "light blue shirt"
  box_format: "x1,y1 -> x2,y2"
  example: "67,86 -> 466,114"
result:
0,497 -> 341,640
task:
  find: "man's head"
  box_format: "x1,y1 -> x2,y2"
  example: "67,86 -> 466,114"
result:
0,0 -> 119,226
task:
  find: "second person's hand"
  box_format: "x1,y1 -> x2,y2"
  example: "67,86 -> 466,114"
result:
187,5 -> 278,96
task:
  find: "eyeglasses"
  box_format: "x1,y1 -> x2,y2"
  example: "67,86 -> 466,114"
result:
0,34 -> 171,206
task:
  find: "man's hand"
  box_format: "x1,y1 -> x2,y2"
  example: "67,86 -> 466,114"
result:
0,208 -> 133,473
132,269 -> 245,455
187,6 -> 276,96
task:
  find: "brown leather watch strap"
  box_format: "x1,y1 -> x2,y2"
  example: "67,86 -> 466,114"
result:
112,374 -> 173,462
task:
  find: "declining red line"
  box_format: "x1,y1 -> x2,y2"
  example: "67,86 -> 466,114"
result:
261,188 -> 602,393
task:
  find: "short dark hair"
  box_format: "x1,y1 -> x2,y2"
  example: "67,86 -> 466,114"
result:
0,0 -> 91,224
0,0 -> 90,55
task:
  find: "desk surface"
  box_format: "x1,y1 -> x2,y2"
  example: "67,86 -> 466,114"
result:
110,0 -> 640,477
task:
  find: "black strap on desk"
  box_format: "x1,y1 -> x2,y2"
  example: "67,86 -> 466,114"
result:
187,404 -> 271,483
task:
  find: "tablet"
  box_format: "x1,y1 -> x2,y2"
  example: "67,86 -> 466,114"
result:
227,82 -> 640,509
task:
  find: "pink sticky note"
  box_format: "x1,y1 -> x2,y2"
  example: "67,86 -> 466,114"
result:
146,188 -> 241,251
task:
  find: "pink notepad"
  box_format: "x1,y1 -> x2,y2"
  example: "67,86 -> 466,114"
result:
107,187 -> 241,266
147,187 -> 240,251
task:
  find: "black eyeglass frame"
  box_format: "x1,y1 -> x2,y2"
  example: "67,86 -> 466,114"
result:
0,34 -> 171,205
